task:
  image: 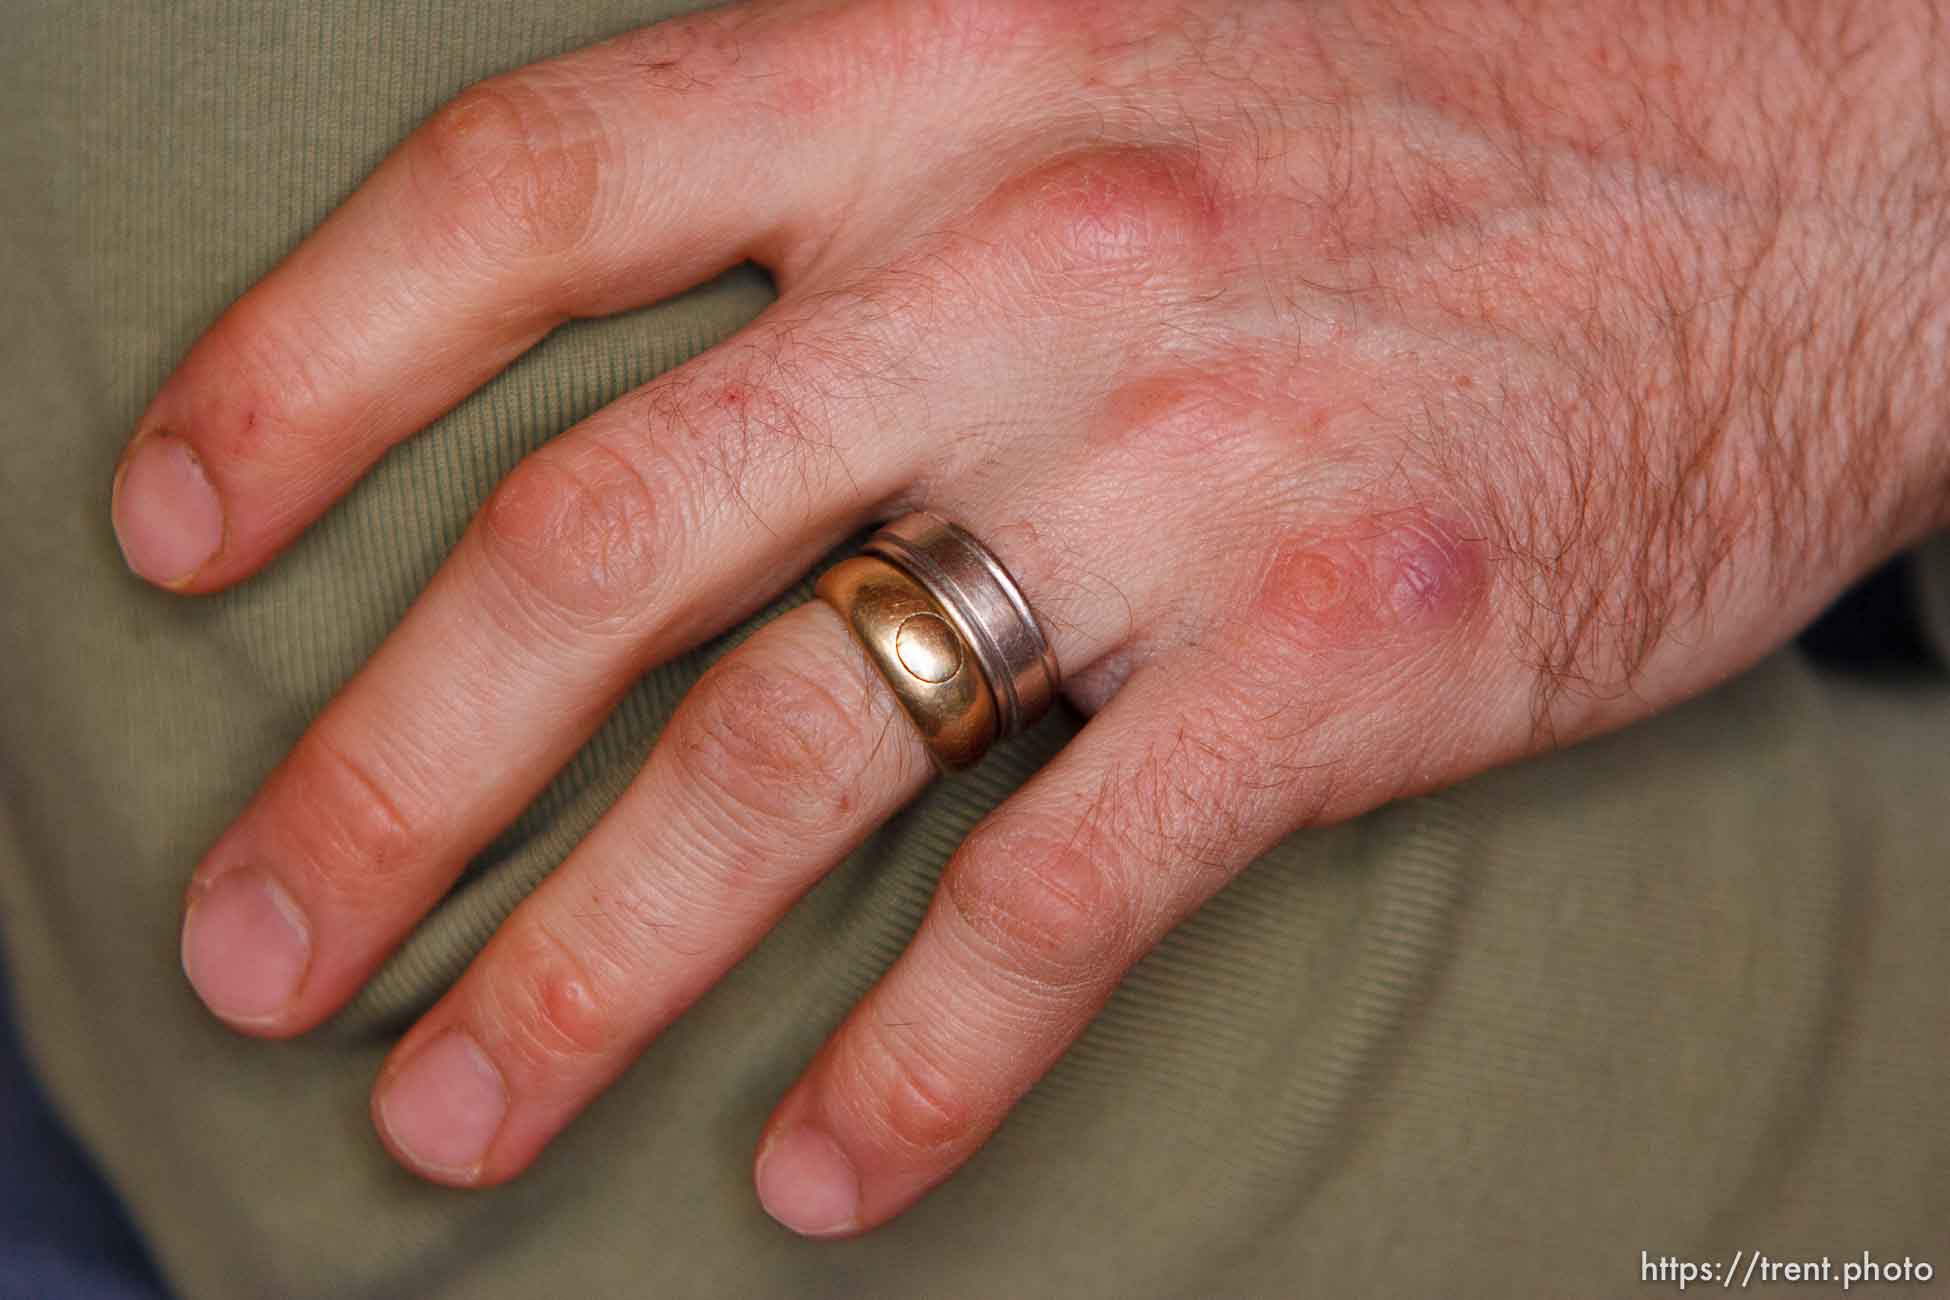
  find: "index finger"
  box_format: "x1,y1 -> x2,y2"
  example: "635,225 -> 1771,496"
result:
110,3 -> 873,590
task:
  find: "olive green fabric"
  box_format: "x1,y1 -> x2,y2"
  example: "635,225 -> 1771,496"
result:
3,3 -> 1947,1297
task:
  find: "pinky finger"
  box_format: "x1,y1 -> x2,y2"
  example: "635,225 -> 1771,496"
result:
751,660 -> 1297,1237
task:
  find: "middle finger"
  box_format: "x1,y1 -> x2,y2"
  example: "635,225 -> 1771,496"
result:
175,291 -> 936,1037
367,597 -> 931,1184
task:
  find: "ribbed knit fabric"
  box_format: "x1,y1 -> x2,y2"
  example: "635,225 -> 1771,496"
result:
2,3 -> 1946,1297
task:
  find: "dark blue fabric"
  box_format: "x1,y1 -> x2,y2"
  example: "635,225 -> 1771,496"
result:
0,962 -> 168,1300
1798,553 -> 1934,672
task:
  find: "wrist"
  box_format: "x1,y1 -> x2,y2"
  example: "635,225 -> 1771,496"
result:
1710,0 -> 1950,544
1372,0 -> 1950,545
1818,6 -> 1950,539
1764,3 -> 1950,543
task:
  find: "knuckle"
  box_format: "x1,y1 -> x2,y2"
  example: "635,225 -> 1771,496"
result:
477,435 -> 676,637
673,657 -> 868,845
412,74 -> 603,258
973,146 -> 1232,298
1052,712 -> 1268,904
1249,505 -> 1490,660
480,917 -> 621,1073
633,341 -> 853,529
943,824 -> 1130,989
275,726 -> 427,900
843,1017 -> 980,1155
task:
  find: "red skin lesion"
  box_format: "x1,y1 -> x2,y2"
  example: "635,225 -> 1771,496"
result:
1091,360 -> 1345,461
1092,371 -> 1240,458
1099,373 -> 1197,434
1254,509 -> 1488,652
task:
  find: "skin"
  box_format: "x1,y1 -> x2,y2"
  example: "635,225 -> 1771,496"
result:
111,0 -> 1949,1237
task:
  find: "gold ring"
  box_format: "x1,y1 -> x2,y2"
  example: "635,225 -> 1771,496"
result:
816,554 -> 999,771
816,514 -> 1060,772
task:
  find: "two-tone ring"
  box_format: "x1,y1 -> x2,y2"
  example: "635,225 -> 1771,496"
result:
815,513 -> 1059,771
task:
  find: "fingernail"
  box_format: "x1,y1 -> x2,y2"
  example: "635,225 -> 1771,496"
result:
377,1031 -> 507,1180
180,868 -> 311,1026
755,1123 -> 860,1236
112,429 -> 224,586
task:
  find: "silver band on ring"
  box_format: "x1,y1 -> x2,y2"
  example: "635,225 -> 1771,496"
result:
864,513 -> 1060,738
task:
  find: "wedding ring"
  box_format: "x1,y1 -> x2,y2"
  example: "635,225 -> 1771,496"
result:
816,513 -> 1059,770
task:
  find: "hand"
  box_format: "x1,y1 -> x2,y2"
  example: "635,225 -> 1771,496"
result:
113,0 -> 1949,1236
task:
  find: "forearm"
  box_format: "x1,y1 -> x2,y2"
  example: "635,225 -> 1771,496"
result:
1311,1 -> 1950,722
1364,0 -> 1950,513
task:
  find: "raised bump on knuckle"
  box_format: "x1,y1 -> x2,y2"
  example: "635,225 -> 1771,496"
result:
1250,505 -> 1490,659
478,437 -> 672,637
675,658 -> 867,842
278,727 -> 426,900
487,918 -> 620,1068
943,827 -> 1128,989
413,75 -> 603,258
974,146 -> 1233,300
845,1017 -> 980,1155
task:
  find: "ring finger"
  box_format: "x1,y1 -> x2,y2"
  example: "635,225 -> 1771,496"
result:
367,597 -> 933,1183
364,497 -> 1137,1185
